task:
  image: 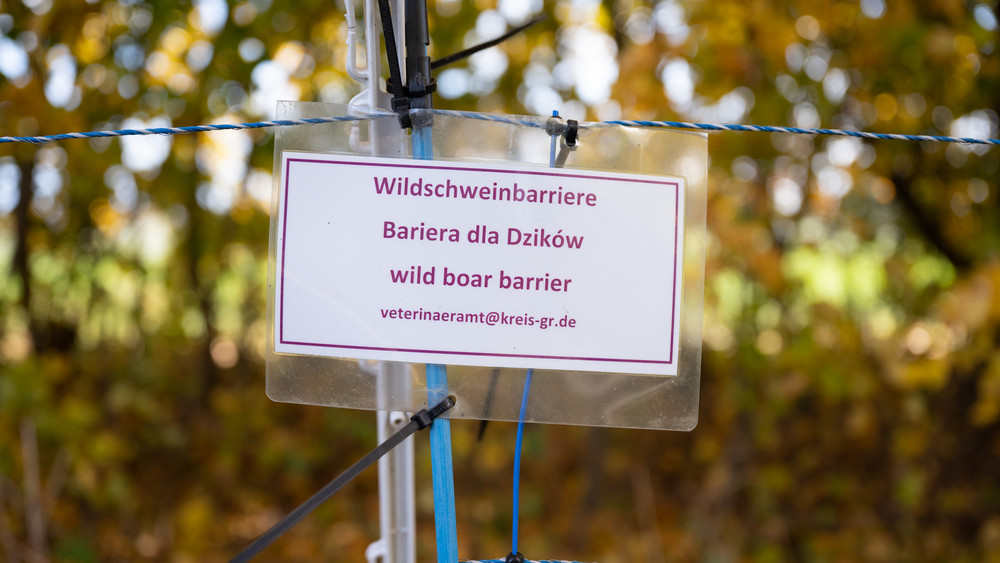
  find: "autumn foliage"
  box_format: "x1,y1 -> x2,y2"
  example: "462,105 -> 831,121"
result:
1,0 -> 999,561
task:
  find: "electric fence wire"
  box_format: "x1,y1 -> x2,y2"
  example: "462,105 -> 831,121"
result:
0,113 -> 391,144
1,108 -> 998,146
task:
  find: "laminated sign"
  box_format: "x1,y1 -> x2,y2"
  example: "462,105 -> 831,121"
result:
266,102 -> 706,430
274,154 -> 683,375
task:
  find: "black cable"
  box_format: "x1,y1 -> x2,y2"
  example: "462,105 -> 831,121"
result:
431,15 -> 545,70
404,0 -> 434,118
376,0 -> 406,105
229,396 -> 456,563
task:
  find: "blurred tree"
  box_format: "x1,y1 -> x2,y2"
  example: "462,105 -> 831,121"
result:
1,0 -> 998,562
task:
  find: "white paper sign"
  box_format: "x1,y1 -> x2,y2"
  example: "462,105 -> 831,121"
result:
274,152 -> 685,376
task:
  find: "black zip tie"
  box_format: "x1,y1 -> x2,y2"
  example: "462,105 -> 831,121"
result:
431,15 -> 545,70
505,551 -> 526,563
376,0 -> 411,128
554,120 -> 578,168
563,119 -> 578,147
229,395 -> 456,563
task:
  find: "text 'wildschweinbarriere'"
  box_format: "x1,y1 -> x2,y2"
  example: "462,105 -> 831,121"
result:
373,176 -> 598,207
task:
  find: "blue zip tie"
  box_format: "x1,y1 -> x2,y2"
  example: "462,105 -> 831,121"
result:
548,110 -> 560,166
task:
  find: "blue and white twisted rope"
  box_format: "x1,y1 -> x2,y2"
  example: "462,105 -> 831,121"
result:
0,108 -> 997,146
0,113 -> 394,145
426,109 -> 1000,146
427,108 -> 550,130
597,119 -> 1000,145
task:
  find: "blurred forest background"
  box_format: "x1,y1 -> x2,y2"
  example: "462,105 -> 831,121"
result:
1,0 -> 999,561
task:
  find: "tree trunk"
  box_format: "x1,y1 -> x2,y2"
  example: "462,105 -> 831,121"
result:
13,154 -> 39,352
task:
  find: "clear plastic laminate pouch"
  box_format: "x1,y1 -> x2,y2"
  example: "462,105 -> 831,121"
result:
266,102 -> 707,430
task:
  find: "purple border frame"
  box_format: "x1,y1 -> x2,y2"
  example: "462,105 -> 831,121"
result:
278,155 -> 682,367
